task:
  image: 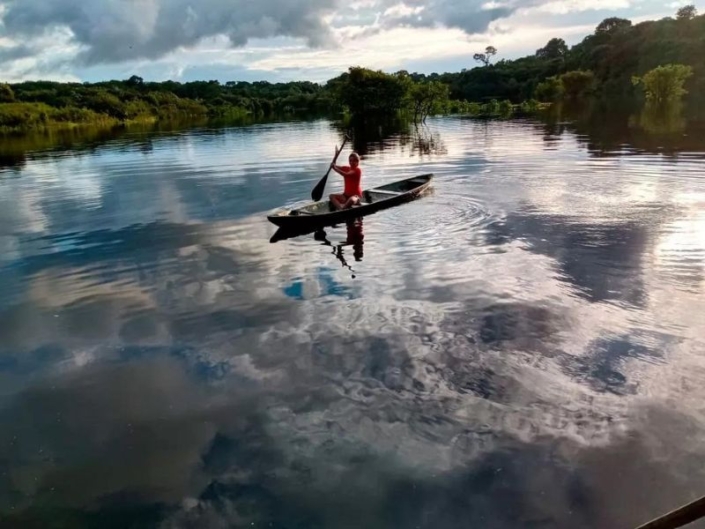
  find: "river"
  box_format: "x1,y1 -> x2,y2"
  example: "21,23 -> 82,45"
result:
1,108 -> 705,528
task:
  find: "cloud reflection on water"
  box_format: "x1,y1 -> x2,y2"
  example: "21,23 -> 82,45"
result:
1,115 -> 705,528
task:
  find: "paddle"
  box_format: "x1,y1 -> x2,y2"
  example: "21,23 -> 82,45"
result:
311,134 -> 350,202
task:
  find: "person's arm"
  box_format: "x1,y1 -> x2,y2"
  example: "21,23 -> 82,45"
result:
330,163 -> 353,178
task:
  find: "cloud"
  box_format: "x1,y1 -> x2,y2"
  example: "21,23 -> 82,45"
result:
0,0 -> 538,68
535,0 -> 632,15
379,0 -> 517,33
0,0 -> 341,65
3,118 -> 705,526
0,43 -> 35,62
0,0 -> 674,84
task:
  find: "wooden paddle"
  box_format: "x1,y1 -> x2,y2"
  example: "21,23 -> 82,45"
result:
311,135 -> 350,202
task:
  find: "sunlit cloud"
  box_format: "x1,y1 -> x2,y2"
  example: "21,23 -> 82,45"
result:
0,0 -> 690,82
536,0 -> 633,14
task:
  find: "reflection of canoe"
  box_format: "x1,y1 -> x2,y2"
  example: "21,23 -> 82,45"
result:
267,174 -> 433,229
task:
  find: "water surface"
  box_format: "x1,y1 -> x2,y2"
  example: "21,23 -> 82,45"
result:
2,111 -> 705,528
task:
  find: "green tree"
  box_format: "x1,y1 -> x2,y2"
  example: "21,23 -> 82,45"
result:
535,76 -> 563,101
337,67 -> 408,116
126,75 -> 144,87
409,81 -> 449,122
0,83 -> 15,103
536,38 -> 568,60
632,64 -> 693,104
85,91 -> 127,119
498,99 -> 513,116
595,17 -> 632,35
473,46 -> 497,67
560,70 -> 595,98
676,4 -> 697,20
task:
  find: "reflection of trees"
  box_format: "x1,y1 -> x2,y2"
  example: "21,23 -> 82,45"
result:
0,121 -> 210,170
409,123 -> 448,157
534,100 -> 705,157
332,114 -> 409,156
0,149 -> 27,170
331,115 -> 446,158
632,101 -> 686,135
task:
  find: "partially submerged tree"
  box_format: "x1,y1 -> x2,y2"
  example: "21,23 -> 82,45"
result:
409,81 -> 449,122
534,76 -> 563,101
632,64 -> 693,104
336,66 -> 409,115
560,70 -> 595,98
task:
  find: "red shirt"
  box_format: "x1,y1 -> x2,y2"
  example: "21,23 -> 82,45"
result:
340,166 -> 362,197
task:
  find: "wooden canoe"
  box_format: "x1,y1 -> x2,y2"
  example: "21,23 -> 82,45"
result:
267,174 -> 433,229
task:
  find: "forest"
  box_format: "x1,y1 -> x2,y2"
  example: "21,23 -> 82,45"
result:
0,5 -> 702,131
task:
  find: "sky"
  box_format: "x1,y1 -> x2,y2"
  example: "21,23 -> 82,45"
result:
0,0 -> 697,84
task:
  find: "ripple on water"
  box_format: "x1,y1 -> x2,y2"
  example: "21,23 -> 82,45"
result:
380,185 -> 497,260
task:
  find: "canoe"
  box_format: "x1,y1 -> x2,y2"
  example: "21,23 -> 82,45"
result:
267,174 -> 433,229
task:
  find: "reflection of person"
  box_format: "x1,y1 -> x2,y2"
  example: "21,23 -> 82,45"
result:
314,218 -> 365,277
346,218 -> 364,262
329,151 -> 362,210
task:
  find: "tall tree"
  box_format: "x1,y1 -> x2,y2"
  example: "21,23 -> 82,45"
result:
536,38 -> 568,60
676,4 -> 698,20
595,17 -> 632,35
473,46 -> 498,67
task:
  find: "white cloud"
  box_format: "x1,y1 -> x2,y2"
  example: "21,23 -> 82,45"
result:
536,0 -> 632,15
0,0 -> 688,82
0,26 -> 82,82
249,26 -> 476,76
383,3 -> 426,17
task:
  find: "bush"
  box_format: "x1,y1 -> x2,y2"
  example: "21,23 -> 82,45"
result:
499,99 -> 514,115
560,70 -> 595,99
484,99 -> 501,114
51,106 -> 109,124
468,102 -> 483,114
535,76 -> 563,101
85,91 -> 127,119
520,99 -> 541,112
0,84 -> 15,103
0,103 -> 53,128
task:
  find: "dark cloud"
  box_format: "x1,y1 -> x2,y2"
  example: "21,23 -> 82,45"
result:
383,0 -> 524,34
384,0 -> 515,33
0,43 -> 35,62
0,0 -> 527,67
0,0 -> 340,65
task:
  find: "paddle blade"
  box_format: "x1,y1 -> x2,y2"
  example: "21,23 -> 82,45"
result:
311,172 -> 329,201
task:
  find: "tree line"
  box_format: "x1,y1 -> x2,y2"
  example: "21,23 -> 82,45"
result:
0,5 -> 701,131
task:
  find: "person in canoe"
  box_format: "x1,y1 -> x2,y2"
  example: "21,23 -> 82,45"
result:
329,151 -> 362,210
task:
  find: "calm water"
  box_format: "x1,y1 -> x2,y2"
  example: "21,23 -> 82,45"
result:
2,110 -> 705,529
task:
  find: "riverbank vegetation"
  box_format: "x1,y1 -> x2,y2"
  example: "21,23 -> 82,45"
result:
0,6 -> 702,132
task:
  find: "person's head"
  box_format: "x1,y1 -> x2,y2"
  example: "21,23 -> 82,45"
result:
349,152 -> 360,168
